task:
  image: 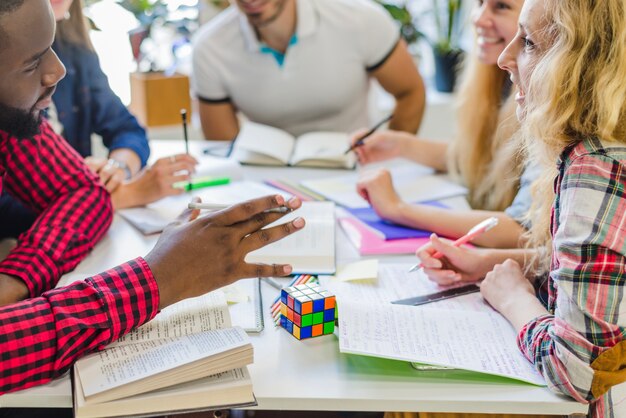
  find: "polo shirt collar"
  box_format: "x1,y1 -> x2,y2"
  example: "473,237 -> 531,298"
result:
239,0 -> 319,52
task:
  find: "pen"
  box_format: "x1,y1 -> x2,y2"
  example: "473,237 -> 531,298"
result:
181,109 -> 189,155
174,176 -> 231,191
408,217 -> 499,273
263,277 -> 284,290
344,113 -> 393,155
188,202 -> 292,214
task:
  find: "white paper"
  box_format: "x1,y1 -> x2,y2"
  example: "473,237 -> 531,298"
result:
301,165 -> 467,208
320,264 -> 489,312
290,132 -> 356,169
118,181 -> 291,234
110,291 -> 231,348
246,201 -> 336,274
232,121 -> 296,165
338,301 -> 545,386
78,327 -> 249,397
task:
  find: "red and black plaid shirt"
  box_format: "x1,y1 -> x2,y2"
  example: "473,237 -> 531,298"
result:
0,121 -> 159,394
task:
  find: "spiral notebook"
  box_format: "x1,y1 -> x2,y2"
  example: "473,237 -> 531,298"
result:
228,278 -> 264,333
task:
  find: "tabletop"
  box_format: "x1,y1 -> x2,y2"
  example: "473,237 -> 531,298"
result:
0,142 -> 587,415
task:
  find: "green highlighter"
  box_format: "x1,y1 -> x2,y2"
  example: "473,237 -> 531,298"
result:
174,176 -> 231,191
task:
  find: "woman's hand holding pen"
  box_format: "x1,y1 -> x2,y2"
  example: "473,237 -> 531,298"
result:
416,234 -> 494,286
111,154 -> 198,209
356,169 -> 405,221
349,129 -> 409,165
146,195 -> 305,310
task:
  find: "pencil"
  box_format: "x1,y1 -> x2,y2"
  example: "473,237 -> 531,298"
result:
188,202 -> 292,214
408,217 -> 499,273
344,113 -> 393,155
181,109 -> 189,155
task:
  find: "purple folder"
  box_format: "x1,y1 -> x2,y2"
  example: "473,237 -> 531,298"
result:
346,201 -> 448,240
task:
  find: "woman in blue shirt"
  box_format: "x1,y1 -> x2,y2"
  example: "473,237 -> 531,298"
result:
50,0 -> 197,205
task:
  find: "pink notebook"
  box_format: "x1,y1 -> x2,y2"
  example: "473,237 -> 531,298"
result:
338,217 -> 430,255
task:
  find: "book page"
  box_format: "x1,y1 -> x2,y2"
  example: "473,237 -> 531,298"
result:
77,327 -> 250,398
245,202 -> 335,274
232,121 -> 295,165
338,301 -> 545,386
290,132 -> 356,169
320,264 -> 489,312
110,291 -> 231,348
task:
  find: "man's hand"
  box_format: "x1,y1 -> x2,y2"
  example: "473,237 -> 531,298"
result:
145,195 -> 305,309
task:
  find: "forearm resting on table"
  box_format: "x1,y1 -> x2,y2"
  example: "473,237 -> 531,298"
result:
0,273 -> 29,306
394,205 -> 526,248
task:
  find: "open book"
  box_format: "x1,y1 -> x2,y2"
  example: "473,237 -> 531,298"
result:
320,264 -> 546,386
73,290 -> 255,417
231,121 -> 357,169
245,201 -> 336,274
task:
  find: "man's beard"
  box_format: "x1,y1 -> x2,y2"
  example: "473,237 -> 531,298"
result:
0,101 -> 42,139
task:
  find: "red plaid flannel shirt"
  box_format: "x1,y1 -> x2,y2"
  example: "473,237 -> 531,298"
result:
0,121 -> 159,394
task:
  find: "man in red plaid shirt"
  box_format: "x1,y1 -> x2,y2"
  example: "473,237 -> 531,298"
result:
0,0 -> 305,400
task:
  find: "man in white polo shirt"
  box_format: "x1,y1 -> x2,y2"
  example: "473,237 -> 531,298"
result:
192,0 -> 426,140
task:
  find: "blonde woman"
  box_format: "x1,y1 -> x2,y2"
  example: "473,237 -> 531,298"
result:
419,0 -> 626,415
354,0 -> 530,249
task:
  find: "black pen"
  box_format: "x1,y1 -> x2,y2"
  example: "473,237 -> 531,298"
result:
181,109 -> 189,155
344,113 -> 393,155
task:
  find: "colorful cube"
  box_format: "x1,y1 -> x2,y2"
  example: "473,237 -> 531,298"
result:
280,283 -> 335,340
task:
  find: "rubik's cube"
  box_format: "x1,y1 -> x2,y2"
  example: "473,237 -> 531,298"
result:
279,283 -> 335,340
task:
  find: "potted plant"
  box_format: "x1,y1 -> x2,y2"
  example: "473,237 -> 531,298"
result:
378,0 -> 465,93
430,0 -> 464,92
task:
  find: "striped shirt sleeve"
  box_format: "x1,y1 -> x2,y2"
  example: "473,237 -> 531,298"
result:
0,257 -> 160,395
517,150 -> 626,405
0,121 -> 113,297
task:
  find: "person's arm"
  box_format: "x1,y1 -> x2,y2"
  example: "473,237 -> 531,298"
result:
0,122 -> 112,302
356,169 -> 525,248
416,234 -> 536,285
0,194 -> 305,395
198,100 -> 240,141
111,154 -> 198,209
0,258 -> 159,395
350,130 -> 449,171
84,49 -> 148,174
483,153 -> 626,404
370,40 -> 426,134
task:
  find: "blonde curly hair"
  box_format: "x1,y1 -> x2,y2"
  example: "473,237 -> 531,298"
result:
522,0 -> 626,273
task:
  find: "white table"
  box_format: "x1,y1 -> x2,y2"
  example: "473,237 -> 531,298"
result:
0,144 -> 587,415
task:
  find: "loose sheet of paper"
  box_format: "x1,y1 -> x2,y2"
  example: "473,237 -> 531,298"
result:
118,181 -> 291,234
301,165 -> 467,208
320,264 -> 488,312
338,301 -> 545,386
